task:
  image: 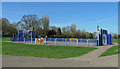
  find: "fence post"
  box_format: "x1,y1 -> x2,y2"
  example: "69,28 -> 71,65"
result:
87,39 -> 89,46
50,38 -> 51,41
31,31 -> 32,43
24,38 -> 25,42
76,39 -> 79,46
65,38 -> 67,46
81,38 -> 82,43
45,38 -> 47,44
62,38 -> 63,42
56,38 -> 57,45
96,40 -> 98,46
31,38 -> 33,43
80,38 -> 82,46
17,37 -> 18,42
54,38 -> 57,45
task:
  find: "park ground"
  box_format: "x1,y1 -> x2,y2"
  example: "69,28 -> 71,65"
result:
1,37 -> 119,67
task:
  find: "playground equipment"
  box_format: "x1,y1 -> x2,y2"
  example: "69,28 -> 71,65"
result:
35,38 -> 44,44
97,26 -> 112,46
10,30 -> 39,42
70,38 -> 77,42
10,26 -> 112,46
45,26 -> 112,46
10,30 -> 46,44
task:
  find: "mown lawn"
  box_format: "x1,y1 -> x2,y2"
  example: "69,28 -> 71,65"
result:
2,37 -> 10,41
112,39 -> 118,43
0,42 -> 1,54
100,45 -> 119,57
2,42 -> 97,59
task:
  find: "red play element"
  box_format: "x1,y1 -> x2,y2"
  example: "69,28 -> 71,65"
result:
41,38 -> 44,41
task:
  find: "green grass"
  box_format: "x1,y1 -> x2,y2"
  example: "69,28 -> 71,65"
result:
112,39 -> 118,43
2,37 -> 10,41
0,42 -> 2,54
100,45 -> 119,57
2,42 -> 97,59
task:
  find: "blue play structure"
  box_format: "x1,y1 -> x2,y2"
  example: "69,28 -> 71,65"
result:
97,26 -> 112,46
10,30 -> 39,41
10,26 -> 112,46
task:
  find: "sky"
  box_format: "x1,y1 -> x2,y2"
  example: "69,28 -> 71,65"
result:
2,0 -> 119,2
2,2 -> 118,34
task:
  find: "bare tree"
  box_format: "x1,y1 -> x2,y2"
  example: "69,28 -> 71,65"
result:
62,27 -> 66,34
2,18 -> 10,36
41,15 -> 49,36
50,26 -> 58,32
76,29 -> 81,38
70,24 -> 76,38
17,15 -> 39,31
92,32 -> 97,39
113,33 -> 118,39
57,27 -> 61,36
81,29 -> 86,38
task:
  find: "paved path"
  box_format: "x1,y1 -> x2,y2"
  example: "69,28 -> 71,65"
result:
2,54 -> 118,67
63,43 -> 118,61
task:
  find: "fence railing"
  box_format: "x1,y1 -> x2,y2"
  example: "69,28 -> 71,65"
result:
46,38 -> 98,46
10,37 -> 98,47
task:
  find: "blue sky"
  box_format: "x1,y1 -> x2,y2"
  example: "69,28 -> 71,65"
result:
2,2 -> 118,33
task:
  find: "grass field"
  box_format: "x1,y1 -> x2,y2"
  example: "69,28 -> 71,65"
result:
2,42 -> 97,59
112,39 -> 118,43
100,45 -> 119,57
2,37 -> 10,41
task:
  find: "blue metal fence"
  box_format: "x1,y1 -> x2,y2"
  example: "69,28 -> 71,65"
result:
10,37 -> 98,47
46,38 -> 98,46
